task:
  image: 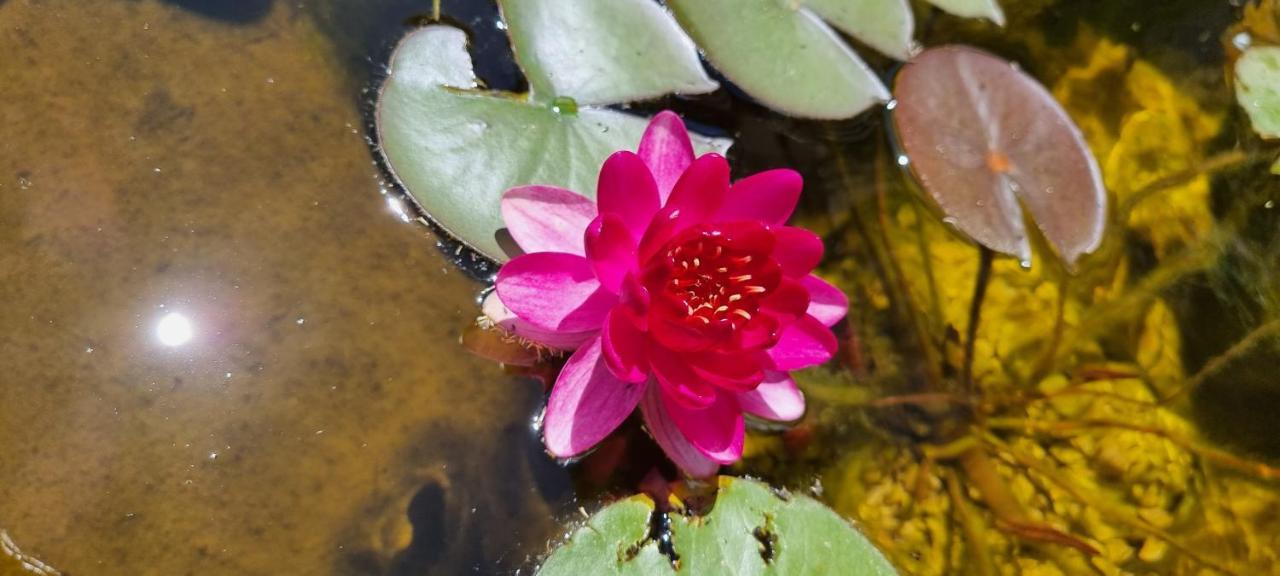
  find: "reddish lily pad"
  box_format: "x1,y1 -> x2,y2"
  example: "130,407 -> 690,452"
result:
892,46 -> 1106,267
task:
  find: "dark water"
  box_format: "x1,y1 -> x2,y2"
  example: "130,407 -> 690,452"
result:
1,0 -> 1277,575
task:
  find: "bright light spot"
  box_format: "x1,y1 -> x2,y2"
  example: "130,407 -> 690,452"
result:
156,312 -> 194,347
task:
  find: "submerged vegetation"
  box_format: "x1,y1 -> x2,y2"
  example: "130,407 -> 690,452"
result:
741,15 -> 1280,576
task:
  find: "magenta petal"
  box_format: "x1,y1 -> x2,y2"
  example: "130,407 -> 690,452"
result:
717,169 -> 803,226
663,390 -> 744,464
738,371 -> 805,422
688,351 -> 765,392
640,385 -> 719,478
649,345 -> 717,409
495,253 -> 617,332
765,315 -> 838,371
637,111 -> 695,203
771,227 -> 824,277
602,306 -> 649,383
543,335 -> 646,458
638,154 -> 731,261
597,151 -> 661,240
584,215 -> 636,294
481,291 -> 596,350
664,153 -> 730,220
801,275 -> 848,327
501,186 -> 597,256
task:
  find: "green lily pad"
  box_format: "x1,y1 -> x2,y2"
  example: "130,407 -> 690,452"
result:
923,0 -> 1006,25
537,496 -> 674,575
802,0 -> 916,60
498,0 -> 717,106
1235,45 -> 1280,140
376,25 -> 730,261
538,477 -> 899,575
667,0 -> 891,119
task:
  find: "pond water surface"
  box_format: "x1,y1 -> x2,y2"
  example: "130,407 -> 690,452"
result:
1,1 -> 1278,575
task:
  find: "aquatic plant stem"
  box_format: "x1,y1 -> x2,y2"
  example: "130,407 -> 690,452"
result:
943,468 -> 996,576
1160,317 -> 1280,404
962,247 -> 995,393
1031,275 -> 1069,382
1119,150 -> 1260,216
872,135 -> 946,391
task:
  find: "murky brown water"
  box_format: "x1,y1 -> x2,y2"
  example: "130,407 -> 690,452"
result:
2,0 -> 1279,575
0,1 -> 568,574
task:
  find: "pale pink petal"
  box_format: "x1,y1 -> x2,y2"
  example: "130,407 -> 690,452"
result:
765,315 -> 837,371
637,111 -> 695,203
663,390 -> 744,464
602,306 -> 649,383
639,385 -> 720,478
584,215 -> 636,294
738,371 -> 805,422
771,227 -> 824,277
716,169 -> 802,226
800,275 -> 848,327
495,253 -> 616,332
481,291 -> 595,350
597,151 -> 660,240
501,186 -> 597,255
543,335 -> 646,458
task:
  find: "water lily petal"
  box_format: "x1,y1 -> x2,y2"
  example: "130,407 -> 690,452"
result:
771,226 -> 824,277
801,275 -> 848,327
650,343 -> 718,408
543,335 -> 646,458
765,314 -> 837,371
717,169 -> 802,226
638,154 -> 730,261
640,385 -> 720,478
597,151 -> 660,240
495,252 -> 617,332
480,291 -> 596,350
637,110 -> 695,203
758,277 -> 811,325
688,351 -> 765,392
602,306 -> 650,383
584,215 -> 636,293
731,310 -> 781,352
501,185 -> 597,255
737,371 -> 805,422
662,389 -> 744,464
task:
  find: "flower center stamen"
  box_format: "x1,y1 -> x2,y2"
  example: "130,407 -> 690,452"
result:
663,235 -> 772,329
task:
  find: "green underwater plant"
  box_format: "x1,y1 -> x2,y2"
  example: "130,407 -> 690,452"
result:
739,21 -> 1280,575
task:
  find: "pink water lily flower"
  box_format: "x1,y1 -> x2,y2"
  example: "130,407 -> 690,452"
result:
490,111 -> 848,477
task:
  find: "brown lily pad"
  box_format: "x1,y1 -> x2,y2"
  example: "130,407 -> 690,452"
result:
892,45 -> 1106,268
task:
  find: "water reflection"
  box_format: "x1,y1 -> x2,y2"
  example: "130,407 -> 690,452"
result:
155,311 -> 194,347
